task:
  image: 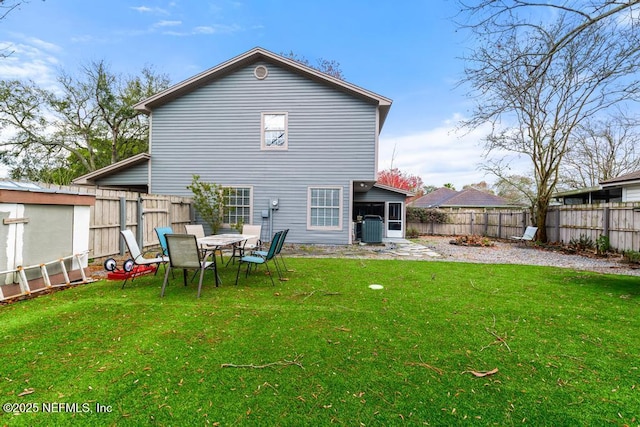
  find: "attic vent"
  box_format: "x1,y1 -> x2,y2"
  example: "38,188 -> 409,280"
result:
254,65 -> 268,80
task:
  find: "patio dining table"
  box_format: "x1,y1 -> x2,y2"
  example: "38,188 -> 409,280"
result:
197,234 -> 257,284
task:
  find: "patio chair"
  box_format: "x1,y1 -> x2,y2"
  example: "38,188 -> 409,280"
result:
226,224 -> 263,266
161,234 -> 217,298
235,230 -> 283,286
154,226 -> 174,256
185,223 -> 224,263
120,229 -> 168,289
510,226 -> 538,245
254,228 -> 291,280
184,224 -> 205,238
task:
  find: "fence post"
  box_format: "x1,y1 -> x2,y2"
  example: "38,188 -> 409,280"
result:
603,206 -> 610,239
522,211 -> 527,231
555,208 -> 560,243
470,212 -> 474,235
119,197 -> 127,255
137,196 -> 144,249
484,212 -> 488,236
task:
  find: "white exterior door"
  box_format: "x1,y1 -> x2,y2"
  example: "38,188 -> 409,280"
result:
386,202 -> 403,238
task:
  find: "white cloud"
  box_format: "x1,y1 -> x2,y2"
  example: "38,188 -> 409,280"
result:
193,24 -> 242,34
154,20 -> 182,28
0,37 -> 60,90
162,24 -> 242,36
380,115 -> 527,190
131,6 -> 169,15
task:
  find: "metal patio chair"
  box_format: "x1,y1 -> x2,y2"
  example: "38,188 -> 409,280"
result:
119,229 -> 168,288
161,234 -> 217,298
235,230 -> 283,286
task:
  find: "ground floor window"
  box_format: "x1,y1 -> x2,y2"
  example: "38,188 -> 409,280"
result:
308,186 -> 342,230
223,187 -> 252,226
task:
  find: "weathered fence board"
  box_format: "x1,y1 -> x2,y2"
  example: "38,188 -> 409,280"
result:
408,202 -> 640,252
36,183 -> 193,258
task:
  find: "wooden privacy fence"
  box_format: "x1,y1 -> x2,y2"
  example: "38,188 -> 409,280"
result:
90,189 -> 192,258
37,184 -> 193,259
407,202 -> 640,252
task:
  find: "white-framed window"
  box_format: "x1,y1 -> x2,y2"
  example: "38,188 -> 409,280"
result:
261,112 -> 288,150
223,186 -> 252,226
308,186 -> 343,230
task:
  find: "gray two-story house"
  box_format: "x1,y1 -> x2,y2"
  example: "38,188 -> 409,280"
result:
74,47 -> 410,244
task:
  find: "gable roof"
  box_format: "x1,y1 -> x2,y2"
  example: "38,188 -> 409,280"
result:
600,170 -> 640,187
408,187 -> 458,208
443,188 -> 515,207
72,153 -> 150,186
133,47 -> 392,130
408,187 -> 515,208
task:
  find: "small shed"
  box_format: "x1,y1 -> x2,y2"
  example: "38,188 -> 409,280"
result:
0,180 -> 96,301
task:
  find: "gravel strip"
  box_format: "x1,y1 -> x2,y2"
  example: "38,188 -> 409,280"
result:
414,236 -> 640,276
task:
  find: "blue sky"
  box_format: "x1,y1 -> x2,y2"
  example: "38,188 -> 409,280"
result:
0,0 -> 505,189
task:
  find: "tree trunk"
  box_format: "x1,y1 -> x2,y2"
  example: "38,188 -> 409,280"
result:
535,198 -> 550,243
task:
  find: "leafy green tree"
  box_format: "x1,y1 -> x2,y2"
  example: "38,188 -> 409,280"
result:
0,61 -> 169,183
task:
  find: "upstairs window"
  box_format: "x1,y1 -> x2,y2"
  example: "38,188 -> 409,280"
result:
262,113 -> 288,150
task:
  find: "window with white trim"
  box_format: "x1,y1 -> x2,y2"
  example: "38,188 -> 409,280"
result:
261,113 -> 288,149
308,187 -> 342,230
223,187 -> 252,225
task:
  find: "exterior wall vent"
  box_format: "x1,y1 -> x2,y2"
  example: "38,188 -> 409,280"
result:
254,65 -> 268,80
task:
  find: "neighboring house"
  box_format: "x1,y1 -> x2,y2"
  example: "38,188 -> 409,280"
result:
601,171 -> 640,201
552,171 -> 640,205
74,47 -> 410,244
408,187 -> 517,209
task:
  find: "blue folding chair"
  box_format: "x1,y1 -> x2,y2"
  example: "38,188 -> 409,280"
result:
154,226 -> 173,256
254,229 -> 290,280
235,230 -> 283,286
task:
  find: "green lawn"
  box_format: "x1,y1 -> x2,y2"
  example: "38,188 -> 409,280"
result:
1,258 -> 638,426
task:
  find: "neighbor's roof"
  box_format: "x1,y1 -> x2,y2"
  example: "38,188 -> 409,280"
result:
408,187 -> 516,208
600,170 -> 640,187
133,47 -> 393,130
408,187 -> 458,208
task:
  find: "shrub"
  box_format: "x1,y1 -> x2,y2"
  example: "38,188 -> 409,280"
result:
595,234 -> 610,255
406,207 -> 449,224
406,227 -> 420,238
569,234 -> 595,251
187,175 -> 225,234
622,250 -> 640,264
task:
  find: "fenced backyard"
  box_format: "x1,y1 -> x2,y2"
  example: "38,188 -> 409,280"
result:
11,183 -> 640,258
407,202 -> 640,252
35,183 -> 193,259
33,186 -> 640,256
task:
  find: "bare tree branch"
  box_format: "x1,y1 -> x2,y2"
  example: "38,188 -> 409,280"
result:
457,1 -> 640,241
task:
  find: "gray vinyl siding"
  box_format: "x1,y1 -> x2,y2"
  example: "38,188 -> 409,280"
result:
96,162 -> 149,187
149,61 -> 378,244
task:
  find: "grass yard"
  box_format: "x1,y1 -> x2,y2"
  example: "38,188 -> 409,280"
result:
0,258 -> 638,426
